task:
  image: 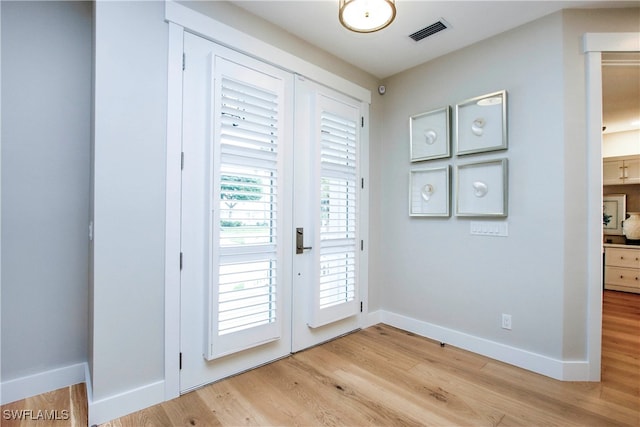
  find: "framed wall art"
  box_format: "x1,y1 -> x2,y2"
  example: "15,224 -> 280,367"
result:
455,158 -> 508,217
410,106 -> 450,162
603,194 -> 626,235
409,166 -> 450,217
455,90 -> 507,156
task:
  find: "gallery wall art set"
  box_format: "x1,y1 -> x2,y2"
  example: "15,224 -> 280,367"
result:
409,90 -> 509,218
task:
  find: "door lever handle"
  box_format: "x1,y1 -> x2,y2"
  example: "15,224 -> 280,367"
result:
296,227 -> 312,254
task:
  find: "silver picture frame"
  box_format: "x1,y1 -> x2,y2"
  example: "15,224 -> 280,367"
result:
455,90 -> 507,156
409,166 -> 450,217
410,106 -> 451,162
603,194 -> 626,235
455,158 -> 508,217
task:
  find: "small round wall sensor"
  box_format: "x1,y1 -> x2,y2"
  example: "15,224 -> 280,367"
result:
378,85 -> 386,95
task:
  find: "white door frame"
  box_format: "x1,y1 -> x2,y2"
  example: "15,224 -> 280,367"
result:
583,32 -> 640,381
0,2 -> 3,405
164,1 -> 371,401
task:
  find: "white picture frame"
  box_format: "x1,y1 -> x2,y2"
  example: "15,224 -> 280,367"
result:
409,166 -> 450,217
603,194 -> 626,235
455,158 -> 508,217
410,106 -> 451,162
455,90 -> 507,156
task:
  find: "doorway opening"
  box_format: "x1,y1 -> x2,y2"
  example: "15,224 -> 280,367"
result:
600,52 -> 640,386
584,32 -> 640,381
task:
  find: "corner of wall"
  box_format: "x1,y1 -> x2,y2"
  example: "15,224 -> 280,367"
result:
363,310 -> 381,329
379,309 -> 591,381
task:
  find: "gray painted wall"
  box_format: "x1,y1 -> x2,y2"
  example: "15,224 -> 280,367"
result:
1,1 -> 91,381
379,12 -> 567,358
375,8 -> 639,361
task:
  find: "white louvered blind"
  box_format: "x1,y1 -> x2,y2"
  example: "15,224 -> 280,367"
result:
207,59 -> 283,359
310,103 -> 359,327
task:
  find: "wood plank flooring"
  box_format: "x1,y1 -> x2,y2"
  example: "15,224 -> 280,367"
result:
601,289 -> 640,413
0,382 -> 87,427
3,290 -> 638,426
104,290 -> 639,427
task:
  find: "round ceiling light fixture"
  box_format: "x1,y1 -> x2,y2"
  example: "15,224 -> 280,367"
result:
339,0 -> 396,33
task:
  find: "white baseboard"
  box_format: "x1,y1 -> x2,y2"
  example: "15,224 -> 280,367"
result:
380,310 -> 591,381
1,362 -> 87,405
88,379 -> 165,426
560,360 -> 591,381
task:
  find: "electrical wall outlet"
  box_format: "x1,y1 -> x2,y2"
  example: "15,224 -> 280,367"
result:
501,313 -> 512,330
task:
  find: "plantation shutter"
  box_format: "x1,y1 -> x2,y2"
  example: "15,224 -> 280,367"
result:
309,95 -> 360,328
206,57 -> 285,359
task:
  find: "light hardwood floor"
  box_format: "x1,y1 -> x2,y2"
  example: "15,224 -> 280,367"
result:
0,381 -> 86,427
3,290 -> 639,426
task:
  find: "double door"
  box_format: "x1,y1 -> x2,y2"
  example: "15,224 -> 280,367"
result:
180,33 -> 366,392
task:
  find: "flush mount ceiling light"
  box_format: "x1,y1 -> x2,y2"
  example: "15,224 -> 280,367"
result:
339,0 -> 396,33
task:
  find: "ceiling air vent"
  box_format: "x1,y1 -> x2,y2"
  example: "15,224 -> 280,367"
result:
409,20 -> 448,42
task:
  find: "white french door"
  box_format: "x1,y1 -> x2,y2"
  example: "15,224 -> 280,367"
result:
291,77 -> 363,352
180,33 -> 365,392
180,33 -> 294,392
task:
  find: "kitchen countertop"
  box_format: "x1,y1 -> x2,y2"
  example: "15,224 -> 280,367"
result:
603,243 -> 640,248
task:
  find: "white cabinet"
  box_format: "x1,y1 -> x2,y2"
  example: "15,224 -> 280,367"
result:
603,156 -> 640,185
604,245 -> 640,294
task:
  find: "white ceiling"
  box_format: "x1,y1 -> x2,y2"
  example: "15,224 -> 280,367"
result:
231,0 -> 637,79
231,1 -> 639,134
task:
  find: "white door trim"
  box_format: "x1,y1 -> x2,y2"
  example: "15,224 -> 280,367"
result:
164,20 -> 183,401
0,1 -> 3,405
164,2 -> 371,400
583,32 -> 640,381
164,1 -> 370,105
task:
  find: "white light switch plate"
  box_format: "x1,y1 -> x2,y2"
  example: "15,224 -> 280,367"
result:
470,221 -> 508,237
